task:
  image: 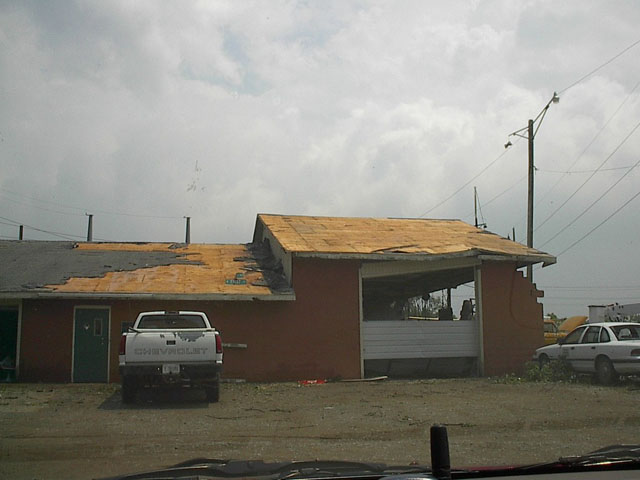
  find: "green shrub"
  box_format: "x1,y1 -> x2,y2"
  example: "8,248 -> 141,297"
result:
523,359 -> 576,383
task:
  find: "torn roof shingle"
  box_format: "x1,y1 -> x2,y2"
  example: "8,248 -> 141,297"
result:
0,240 -> 293,299
258,214 -> 556,264
1,214 -> 556,299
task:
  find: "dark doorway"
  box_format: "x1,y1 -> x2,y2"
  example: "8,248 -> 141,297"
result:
0,307 -> 19,382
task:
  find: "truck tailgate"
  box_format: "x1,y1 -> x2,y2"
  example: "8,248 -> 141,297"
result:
124,331 -> 218,364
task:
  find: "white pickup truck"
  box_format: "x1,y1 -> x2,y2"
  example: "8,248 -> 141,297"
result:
118,311 -> 223,403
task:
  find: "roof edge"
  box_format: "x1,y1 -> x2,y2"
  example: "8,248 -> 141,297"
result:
477,253 -> 557,267
293,249 -> 556,265
0,292 -> 296,302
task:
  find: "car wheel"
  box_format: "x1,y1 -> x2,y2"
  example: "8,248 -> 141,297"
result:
595,357 -> 616,385
538,354 -> 550,368
121,376 -> 137,404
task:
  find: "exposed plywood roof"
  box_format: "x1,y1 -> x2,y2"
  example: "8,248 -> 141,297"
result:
0,240 -> 292,300
258,214 -> 556,265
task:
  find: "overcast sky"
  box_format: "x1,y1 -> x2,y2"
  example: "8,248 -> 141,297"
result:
2,1 -> 640,317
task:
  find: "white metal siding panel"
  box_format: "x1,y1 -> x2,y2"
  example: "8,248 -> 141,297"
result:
363,320 -> 479,360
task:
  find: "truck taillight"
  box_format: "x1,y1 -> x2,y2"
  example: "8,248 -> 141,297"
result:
215,334 -> 223,354
119,335 -> 127,355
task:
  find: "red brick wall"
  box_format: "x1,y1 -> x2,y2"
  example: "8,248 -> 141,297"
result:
480,262 -> 544,375
276,257 -> 361,381
18,258 -> 362,383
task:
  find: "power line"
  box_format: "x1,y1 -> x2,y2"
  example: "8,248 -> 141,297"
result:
480,174 -> 527,209
535,81 -> 640,230
0,220 -> 20,227
558,38 -> 640,95
419,146 -> 513,217
556,187 -> 640,257
0,215 -> 85,241
0,188 -> 183,220
538,165 -> 635,174
0,193 -> 86,217
412,41 -> 640,222
418,39 -> 640,221
539,119 -> 640,247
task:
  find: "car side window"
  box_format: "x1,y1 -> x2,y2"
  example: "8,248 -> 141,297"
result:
564,326 -> 586,344
600,328 -> 611,343
582,326 -> 600,344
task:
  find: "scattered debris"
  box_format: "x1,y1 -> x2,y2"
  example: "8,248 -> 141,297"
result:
341,376 -> 388,382
298,379 -> 327,386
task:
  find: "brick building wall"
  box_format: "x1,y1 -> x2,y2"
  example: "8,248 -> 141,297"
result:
480,262 -> 544,375
18,258 -> 362,383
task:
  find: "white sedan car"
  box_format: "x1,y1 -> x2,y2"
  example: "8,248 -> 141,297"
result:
533,322 -> 640,384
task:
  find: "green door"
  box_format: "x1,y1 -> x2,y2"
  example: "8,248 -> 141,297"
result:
73,307 -> 110,382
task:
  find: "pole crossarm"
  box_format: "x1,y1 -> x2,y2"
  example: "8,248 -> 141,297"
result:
508,92 -> 560,141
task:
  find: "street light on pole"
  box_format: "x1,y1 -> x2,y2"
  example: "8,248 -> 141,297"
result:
506,92 -> 559,282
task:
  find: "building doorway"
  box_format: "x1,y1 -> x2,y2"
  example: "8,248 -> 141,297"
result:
73,307 -> 110,382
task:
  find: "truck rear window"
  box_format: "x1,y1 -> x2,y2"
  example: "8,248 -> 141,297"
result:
137,314 -> 207,329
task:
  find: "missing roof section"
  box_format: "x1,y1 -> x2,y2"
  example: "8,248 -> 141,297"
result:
235,239 -> 292,294
0,241 -> 202,292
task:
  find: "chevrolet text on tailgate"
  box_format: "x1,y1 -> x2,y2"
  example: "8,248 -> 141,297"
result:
118,311 -> 223,403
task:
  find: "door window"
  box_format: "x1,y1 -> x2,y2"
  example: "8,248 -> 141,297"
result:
582,326 -> 601,344
94,318 -> 103,336
564,326 -> 586,344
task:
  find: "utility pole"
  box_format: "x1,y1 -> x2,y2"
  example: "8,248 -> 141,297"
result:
86,214 -> 93,242
506,92 -> 559,283
185,216 -> 191,244
19,225 -> 24,240
526,119 -> 534,280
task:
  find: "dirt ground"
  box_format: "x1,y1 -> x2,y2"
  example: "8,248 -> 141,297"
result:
2,378 -> 640,480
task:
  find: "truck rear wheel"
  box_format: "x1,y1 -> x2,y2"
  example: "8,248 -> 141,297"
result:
121,376 -> 137,404
205,379 -> 220,403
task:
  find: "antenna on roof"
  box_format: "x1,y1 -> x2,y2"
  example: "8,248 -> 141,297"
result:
473,187 -> 487,229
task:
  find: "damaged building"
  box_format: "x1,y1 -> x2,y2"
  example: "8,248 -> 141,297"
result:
0,214 -> 556,383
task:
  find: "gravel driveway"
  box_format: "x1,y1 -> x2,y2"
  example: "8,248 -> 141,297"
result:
2,378 -> 640,479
